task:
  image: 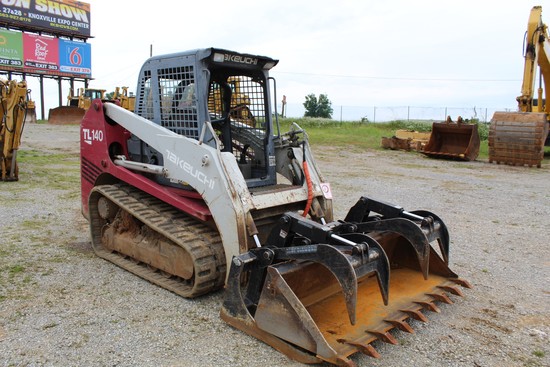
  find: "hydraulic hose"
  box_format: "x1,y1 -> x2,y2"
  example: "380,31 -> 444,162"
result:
302,159 -> 313,217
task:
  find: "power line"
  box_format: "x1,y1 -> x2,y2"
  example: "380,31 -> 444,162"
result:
273,71 -> 520,82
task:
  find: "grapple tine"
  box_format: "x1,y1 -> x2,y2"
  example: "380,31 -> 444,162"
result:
410,210 -> 450,264
354,218 -> 430,279
275,244 -> 358,325
338,233 -> 390,305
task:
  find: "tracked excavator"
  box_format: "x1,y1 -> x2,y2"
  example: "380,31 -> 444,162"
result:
0,78 -> 28,181
489,6 -> 550,167
81,48 -> 470,366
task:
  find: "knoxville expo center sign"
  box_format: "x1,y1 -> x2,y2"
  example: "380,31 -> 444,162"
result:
0,0 -> 91,38
0,0 -> 91,77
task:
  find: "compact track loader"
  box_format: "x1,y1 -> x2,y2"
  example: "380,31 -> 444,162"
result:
80,48 -> 470,366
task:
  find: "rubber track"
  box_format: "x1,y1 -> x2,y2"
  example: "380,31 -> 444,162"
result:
88,184 -> 226,298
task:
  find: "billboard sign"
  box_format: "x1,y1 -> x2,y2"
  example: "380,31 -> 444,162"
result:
0,29 -> 23,67
58,38 -> 90,76
23,33 -> 59,71
0,0 -> 91,38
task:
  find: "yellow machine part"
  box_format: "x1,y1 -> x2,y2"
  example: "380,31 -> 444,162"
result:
489,112 -> 549,167
489,6 -> 550,167
48,88 -> 106,124
48,106 -> 86,125
0,79 -> 28,181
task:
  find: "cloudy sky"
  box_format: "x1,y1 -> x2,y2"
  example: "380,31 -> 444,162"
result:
25,0 -> 542,120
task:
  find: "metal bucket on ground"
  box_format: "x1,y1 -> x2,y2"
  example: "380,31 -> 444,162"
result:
423,117 -> 480,161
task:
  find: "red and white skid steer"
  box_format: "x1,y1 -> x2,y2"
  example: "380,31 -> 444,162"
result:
80,48 -> 470,366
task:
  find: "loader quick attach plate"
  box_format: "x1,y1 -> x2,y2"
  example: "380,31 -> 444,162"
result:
221,197 -> 471,366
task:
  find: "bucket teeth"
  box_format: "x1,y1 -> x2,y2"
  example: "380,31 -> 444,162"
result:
451,278 -> 473,289
427,292 -> 454,304
438,284 -> 464,297
336,356 -> 357,367
367,329 -> 399,345
401,309 -> 428,322
337,339 -> 380,358
415,300 -> 441,313
385,318 -> 415,333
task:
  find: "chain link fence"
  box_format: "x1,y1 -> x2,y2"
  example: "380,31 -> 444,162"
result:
282,103 -> 516,123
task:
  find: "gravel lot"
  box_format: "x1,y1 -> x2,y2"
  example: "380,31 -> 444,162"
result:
1,123 -> 549,367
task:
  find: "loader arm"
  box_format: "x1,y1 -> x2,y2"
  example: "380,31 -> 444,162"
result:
103,102 -> 252,271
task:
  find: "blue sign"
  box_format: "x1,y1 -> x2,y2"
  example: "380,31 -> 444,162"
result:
58,39 -> 91,76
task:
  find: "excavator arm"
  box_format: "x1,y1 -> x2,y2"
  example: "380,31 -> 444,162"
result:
518,5 -> 550,113
0,79 -> 28,181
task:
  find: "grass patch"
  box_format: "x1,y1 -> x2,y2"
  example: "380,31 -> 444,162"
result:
17,150 -> 78,164
8,264 -> 25,276
274,117 -> 550,165
532,350 -> 545,358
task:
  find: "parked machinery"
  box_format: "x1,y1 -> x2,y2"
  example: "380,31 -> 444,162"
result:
0,78 -> 28,181
489,6 -> 550,167
80,48 -> 470,365
48,87 -> 106,124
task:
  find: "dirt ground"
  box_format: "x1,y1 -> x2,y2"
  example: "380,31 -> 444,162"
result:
0,123 -> 549,367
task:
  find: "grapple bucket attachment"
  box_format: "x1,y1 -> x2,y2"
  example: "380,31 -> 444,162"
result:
47,106 -> 85,125
221,198 -> 470,365
423,117 -> 480,161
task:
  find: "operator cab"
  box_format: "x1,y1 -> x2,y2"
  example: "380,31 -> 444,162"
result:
132,48 -> 279,189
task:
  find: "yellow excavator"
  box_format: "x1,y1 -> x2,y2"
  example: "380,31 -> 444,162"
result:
489,5 -> 550,167
0,78 -> 28,181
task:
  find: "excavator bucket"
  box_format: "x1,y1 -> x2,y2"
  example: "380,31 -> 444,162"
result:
423,117 -> 480,161
489,112 -> 549,167
47,106 -> 85,125
221,198 -> 470,366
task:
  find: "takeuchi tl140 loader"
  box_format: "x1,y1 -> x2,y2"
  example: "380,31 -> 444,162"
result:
80,48 -> 470,366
